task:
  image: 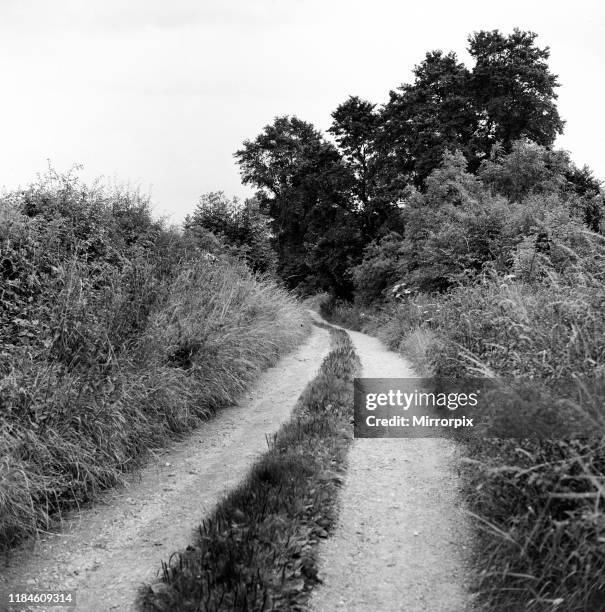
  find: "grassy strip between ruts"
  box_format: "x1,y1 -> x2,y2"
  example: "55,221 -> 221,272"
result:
138,322 -> 360,612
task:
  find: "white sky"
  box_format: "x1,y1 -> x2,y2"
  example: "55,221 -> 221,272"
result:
1,0 -> 603,221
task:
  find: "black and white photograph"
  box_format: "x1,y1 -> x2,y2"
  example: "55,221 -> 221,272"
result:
1,1 -> 604,610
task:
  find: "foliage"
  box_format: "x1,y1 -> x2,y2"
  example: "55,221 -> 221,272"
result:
328,96 -> 401,239
232,29 -> 580,298
235,30 -> 590,299
380,50 -> 477,186
0,170 -> 309,547
479,140 -> 604,230
469,29 -> 564,154
235,116 -> 361,297
351,151 -> 502,294
350,232 -> 406,304
185,191 -> 276,273
329,96 -> 379,210
376,29 -> 564,187
480,140 -> 578,201
349,145 -> 604,297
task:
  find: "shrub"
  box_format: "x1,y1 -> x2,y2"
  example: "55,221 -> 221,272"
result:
186,192 -> 277,273
0,170 -> 309,547
478,140 -> 572,202
350,232 -> 405,304
351,146 -> 603,300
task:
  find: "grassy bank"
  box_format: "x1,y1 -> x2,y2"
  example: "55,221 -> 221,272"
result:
317,147 -> 605,609
138,323 -> 359,611
321,255 -> 605,610
0,171 -> 309,548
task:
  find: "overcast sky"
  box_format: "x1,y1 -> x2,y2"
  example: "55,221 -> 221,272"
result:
1,0 -> 603,221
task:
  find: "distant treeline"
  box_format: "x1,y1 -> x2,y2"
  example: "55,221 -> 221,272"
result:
228,28 -> 602,299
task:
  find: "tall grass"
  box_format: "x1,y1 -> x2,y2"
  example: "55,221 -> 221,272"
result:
327,228 -> 605,610
0,172 -> 309,548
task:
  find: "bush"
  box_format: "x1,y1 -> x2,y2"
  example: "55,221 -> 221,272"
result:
351,145 -> 603,299
344,146 -> 605,610
351,232 -> 405,305
185,192 -> 277,273
0,170 -> 309,547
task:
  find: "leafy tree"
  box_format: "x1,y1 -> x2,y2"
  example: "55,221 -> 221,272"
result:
564,164 -> 602,198
379,51 -> 477,187
565,164 -> 605,233
479,141 -> 604,231
185,192 -> 276,273
233,31 -> 581,299
395,151 -> 491,292
235,116 -> 361,296
469,29 -> 564,155
330,96 -> 406,238
376,30 -> 564,192
423,150 -> 482,207
478,141 -> 570,201
353,145 -> 603,301
329,96 -> 378,207
365,151 -> 529,294
564,165 -> 603,231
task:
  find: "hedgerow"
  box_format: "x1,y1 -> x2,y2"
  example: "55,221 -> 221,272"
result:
0,169 -> 309,548
323,144 -> 605,611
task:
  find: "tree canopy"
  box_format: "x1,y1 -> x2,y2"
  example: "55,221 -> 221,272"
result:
233,30 -> 601,298
469,29 -> 564,154
185,192 -> 276,273
235,116 -> 361,296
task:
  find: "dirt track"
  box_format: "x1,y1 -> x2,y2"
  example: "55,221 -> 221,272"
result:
310,327 -> 472,612
0,325 -> 330,612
